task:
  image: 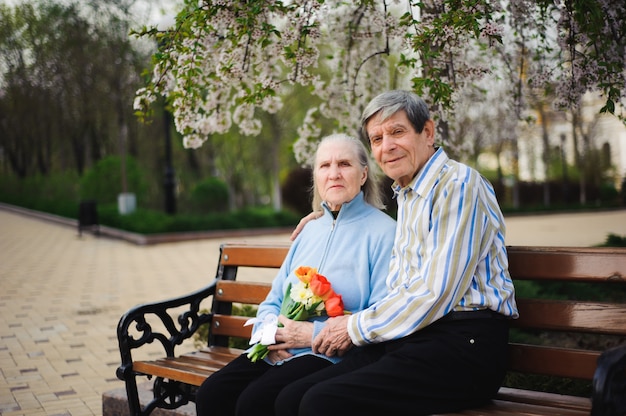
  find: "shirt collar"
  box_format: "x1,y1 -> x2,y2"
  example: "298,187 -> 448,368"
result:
390,147 -> 448,198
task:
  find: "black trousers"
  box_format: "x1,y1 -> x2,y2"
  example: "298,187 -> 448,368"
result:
274,316 -> 510,416
195,353 -> 332,416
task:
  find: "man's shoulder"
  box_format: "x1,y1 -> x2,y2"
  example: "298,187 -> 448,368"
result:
440,158 -> 482,183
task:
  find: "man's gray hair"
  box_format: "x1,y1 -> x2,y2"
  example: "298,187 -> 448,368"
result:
359,90 -> 430,143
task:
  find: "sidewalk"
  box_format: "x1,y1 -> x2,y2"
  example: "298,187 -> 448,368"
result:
1,207 -> 625,415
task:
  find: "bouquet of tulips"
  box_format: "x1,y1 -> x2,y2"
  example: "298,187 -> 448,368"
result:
246,266 -> 345,362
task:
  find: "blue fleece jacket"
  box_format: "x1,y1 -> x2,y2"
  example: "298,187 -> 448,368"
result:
254,191 -> 396,364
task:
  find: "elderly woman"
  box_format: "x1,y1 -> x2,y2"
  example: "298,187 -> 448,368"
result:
195,133 -> 396,416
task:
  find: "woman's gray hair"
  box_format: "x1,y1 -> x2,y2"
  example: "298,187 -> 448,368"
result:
311,133 -> 386,211
359,90 -> 430,143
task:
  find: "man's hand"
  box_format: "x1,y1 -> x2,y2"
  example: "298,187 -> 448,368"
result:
312,315 -> 353,357
268,315 -> 314,350
290,211 -> 323,241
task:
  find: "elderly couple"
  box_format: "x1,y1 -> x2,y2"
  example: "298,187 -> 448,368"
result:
196,90 -> 519,416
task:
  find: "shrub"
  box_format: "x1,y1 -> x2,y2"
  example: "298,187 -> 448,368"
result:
281,167 -> 312,216
601,233 -> 626,247
79,155 -> 147,205
190,177 -> 229,213
0,172 -> 81,218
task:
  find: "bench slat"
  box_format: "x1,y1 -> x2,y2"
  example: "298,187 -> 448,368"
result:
439,398 -> 590,416
211,314 -> 254,339
134,359 -> 220,387
221,244 -> 289,268
216,280 -> 271,304
495,387 -> 591,412
508,246 -> 626,282
133,346 -> 244,387
508,343 -> 599,379
514,298 -> 626,335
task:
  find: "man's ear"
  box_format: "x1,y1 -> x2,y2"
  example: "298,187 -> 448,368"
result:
423,119 -> 436,146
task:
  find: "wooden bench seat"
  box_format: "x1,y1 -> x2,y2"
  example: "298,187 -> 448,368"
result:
116,243 -> 626,416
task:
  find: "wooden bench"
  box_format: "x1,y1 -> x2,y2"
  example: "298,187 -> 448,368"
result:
116,243 -> 626,416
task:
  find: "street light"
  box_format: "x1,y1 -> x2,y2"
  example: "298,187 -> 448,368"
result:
560,133 -> 569,204
163,105 -> 176,214
156,13 -> 177,215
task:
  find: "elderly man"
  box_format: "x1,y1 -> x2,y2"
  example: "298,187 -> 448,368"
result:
275,90 -> 518,416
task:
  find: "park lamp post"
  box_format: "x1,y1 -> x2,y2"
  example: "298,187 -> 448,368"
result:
156,14 -> 177,215
163,102 -> 176,215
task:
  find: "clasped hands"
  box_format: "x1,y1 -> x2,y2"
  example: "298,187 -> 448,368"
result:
266,314 -> 353,363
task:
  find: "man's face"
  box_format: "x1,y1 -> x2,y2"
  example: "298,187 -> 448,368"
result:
366,110 -> 435,187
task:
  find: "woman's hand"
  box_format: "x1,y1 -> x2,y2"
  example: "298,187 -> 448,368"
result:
268,315 -> 314,349
290,211 -> 323,241
266,349 -> 293,364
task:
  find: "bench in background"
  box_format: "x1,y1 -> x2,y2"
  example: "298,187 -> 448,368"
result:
114,243 -> 626,416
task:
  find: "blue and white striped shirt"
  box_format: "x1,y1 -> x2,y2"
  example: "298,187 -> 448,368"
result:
348,148 -> 518,345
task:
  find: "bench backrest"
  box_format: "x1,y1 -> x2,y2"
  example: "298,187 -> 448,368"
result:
208,243 -> 626,381
507,246 -> 626,380
208,243 -> 289,347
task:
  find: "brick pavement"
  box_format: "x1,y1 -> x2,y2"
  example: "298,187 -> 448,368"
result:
0,209 -> 290,416
1,206 -> 625,415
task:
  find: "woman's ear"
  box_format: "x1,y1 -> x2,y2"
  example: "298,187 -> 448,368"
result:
361,166 -> 368,186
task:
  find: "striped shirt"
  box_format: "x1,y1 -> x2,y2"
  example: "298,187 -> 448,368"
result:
348,148 -> 519,345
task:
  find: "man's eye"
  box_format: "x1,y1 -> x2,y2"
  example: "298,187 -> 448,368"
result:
370,136 -> 381,144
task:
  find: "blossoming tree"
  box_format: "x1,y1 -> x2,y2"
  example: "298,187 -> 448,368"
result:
132,0 -> 625,165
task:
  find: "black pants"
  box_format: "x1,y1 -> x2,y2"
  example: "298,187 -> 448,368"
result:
195,353 -> 332,416
275,316 -> 510,416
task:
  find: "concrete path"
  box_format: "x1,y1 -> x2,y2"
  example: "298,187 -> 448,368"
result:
1,207 -> 625,415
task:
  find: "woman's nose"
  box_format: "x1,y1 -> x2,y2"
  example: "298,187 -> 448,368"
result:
329,165 -> 341,178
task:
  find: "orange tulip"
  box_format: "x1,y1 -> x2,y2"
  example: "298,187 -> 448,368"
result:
310,273 -> 333,299
294,266 -> 317,284
324,294 -> 344,317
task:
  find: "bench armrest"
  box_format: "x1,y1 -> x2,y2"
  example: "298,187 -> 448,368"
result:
116,281 -> 216,381
591,343 -> 626,416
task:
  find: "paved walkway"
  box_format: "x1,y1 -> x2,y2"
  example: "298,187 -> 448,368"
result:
1,207 -> 625,416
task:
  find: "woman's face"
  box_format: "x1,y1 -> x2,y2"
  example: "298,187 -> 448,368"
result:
315,140 -> 367,211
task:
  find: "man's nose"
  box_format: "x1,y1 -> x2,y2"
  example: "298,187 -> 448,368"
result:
381,135 -> 396,152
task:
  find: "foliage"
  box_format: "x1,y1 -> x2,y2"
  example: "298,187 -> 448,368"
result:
96,205 -> 299,234
189,177 -> 230,213
503,372 -> 591,398
0,171 -> 300,234
281,166 -> 313,216
0,172 -> 81,218
79,155 -> 148,205
600,233 -> 626,247
0,0 -> 151,177
132,0 -> 626,164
